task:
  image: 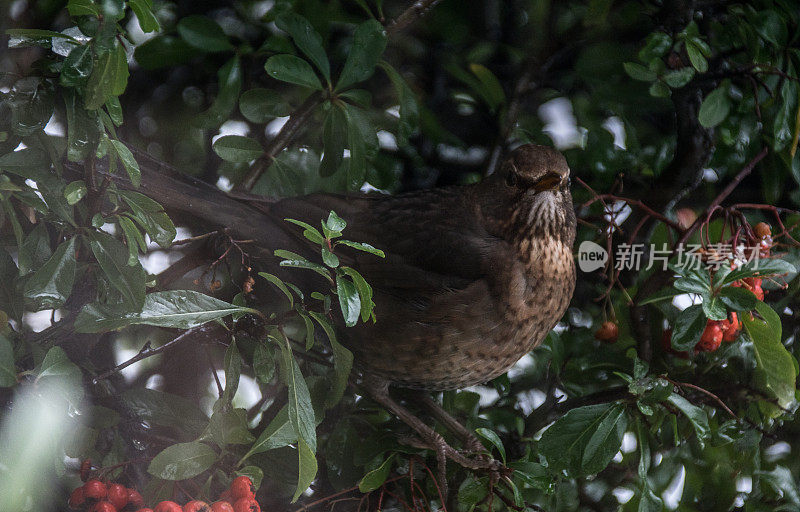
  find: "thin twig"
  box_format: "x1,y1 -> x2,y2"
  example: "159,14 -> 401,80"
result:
678,147 -> 769,245
93,324 -> 226,383
664,377 -> 737,419
387,0 -> 442,34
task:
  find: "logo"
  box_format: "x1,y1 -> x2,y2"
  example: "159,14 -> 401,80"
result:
578,241 -> 608,273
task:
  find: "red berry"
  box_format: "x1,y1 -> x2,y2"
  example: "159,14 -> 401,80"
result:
68,486 -> 86,509
135,510 -> 155,512
154,501 -> 184,512
84,479 -> 108,500
230,476 -> 255,500
91,502 -> 118,512
80,459 -> 92,482
594,321 -> 619,343
128,489 -> 145,508
753,285 -> 765,301
232,498 -> 260,512
107,483 -> 128,509
184,500 -> 211,512
211,502 -> 235,512
697,321 -> 723,352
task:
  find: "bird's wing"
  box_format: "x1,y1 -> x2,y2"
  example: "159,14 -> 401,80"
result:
262,189 -> 507,296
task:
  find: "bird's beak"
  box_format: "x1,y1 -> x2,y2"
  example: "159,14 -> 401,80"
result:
533,172 -> 564,192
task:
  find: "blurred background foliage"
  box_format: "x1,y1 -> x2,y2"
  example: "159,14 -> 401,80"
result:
2,0 -> 800,511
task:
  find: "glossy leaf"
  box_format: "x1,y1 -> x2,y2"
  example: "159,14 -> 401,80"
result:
213,135 -> 264,163
265,55 -> 323,90
336,20 -> 387,90
147,441 -> 217,480
276,13 -> 330,83
23,237 -> 76,311
88,231 -> 147,309
177,15 -> 234,52
743,301 -> 797,408
74,290 -> 257,332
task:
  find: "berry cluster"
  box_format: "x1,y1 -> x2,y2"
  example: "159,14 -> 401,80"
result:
69,463 -> 260,512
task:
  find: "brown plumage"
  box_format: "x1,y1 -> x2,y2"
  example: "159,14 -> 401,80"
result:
263,144 -> 577,390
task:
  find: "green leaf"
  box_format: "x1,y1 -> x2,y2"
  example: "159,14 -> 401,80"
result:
321,247 -> 339,267
752,9 -> 787,46
195,56 -> 242,128
335,274 -> 361,327
336,20 -> 387,90
279,336 -> 317,451
85,46 -> 127,110
60,44 -> 93,87
718,286 -> 758,311
284,219 -> 325,244
147,441 -> 217,480
358,454 -> 394,492
258,272 -> 294,307
638,32 -> 672,61
88,231 -> 147,309
221,339 -> 242,408
110,140 -> 141,187
686,40 -> 708,72
670,304 -> 706,351
468,63 -> 506,110
67,0 -> 101,17
639,287 -> 681,306
18,223 -> 52,276
702,295 -> 727,321
475,428 -> 506,463
37,346 -> 81,382
253,342 -> 276,384
23,237 -> 76,311
119,215 -> 146,266
340,267 -> 374,321
119,190 -> 176,248
75,290 -> 257,333
134,36 -> 195,70
649,80 -> 671,98
337,240 -> 385,258
64,180 -> 87,205
743,302 -> 797,408
324,211 -> 347,233
623,62 -> 657,81
319,103 -> 347,177
212,135 -> 264,163
177,15 -> 234,52
129,0 -> 160,33
64,89 -> 102,161
292,438 -> 318,502
121,388 -> 209,436
379,62 -> 419,145
265,55 -> 323,90
276,13 -> 330,84
774,81 -> 798,151
309,311 -> 353,409
539,402 -> 628,476
698,86 -> 730,128
666,393 -> 709,445
241,406 -> 296,461
239,88 -> 291,123
205,408 -> 254,447
9,77 -> 54,136
663,67 -> 695,88
0,335 -> 16,387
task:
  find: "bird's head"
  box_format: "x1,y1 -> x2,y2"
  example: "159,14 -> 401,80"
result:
484,144 -> 576,244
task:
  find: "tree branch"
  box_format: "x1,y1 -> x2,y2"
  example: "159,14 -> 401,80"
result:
387,0 -> 443,35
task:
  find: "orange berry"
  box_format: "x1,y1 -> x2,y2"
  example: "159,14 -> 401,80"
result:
232,498 -> 260,512
754,222 -> 771,238
697,321 -> 723,352
68,487 -> 86,509
594,321 -> 619,343
154,501 -> 183,512
84,479 -> 108,501
211,502 -> 235,512
107,484 -> 128,510
127,489 -> 144,509
230,476 -> 255,500
184,500 -> 211,512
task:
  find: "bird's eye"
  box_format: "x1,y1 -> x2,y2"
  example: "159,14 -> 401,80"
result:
505,172 -> 518,188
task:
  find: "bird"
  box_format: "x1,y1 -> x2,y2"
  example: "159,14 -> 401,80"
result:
258,144 -> 577,478
263,143 -> 577,390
